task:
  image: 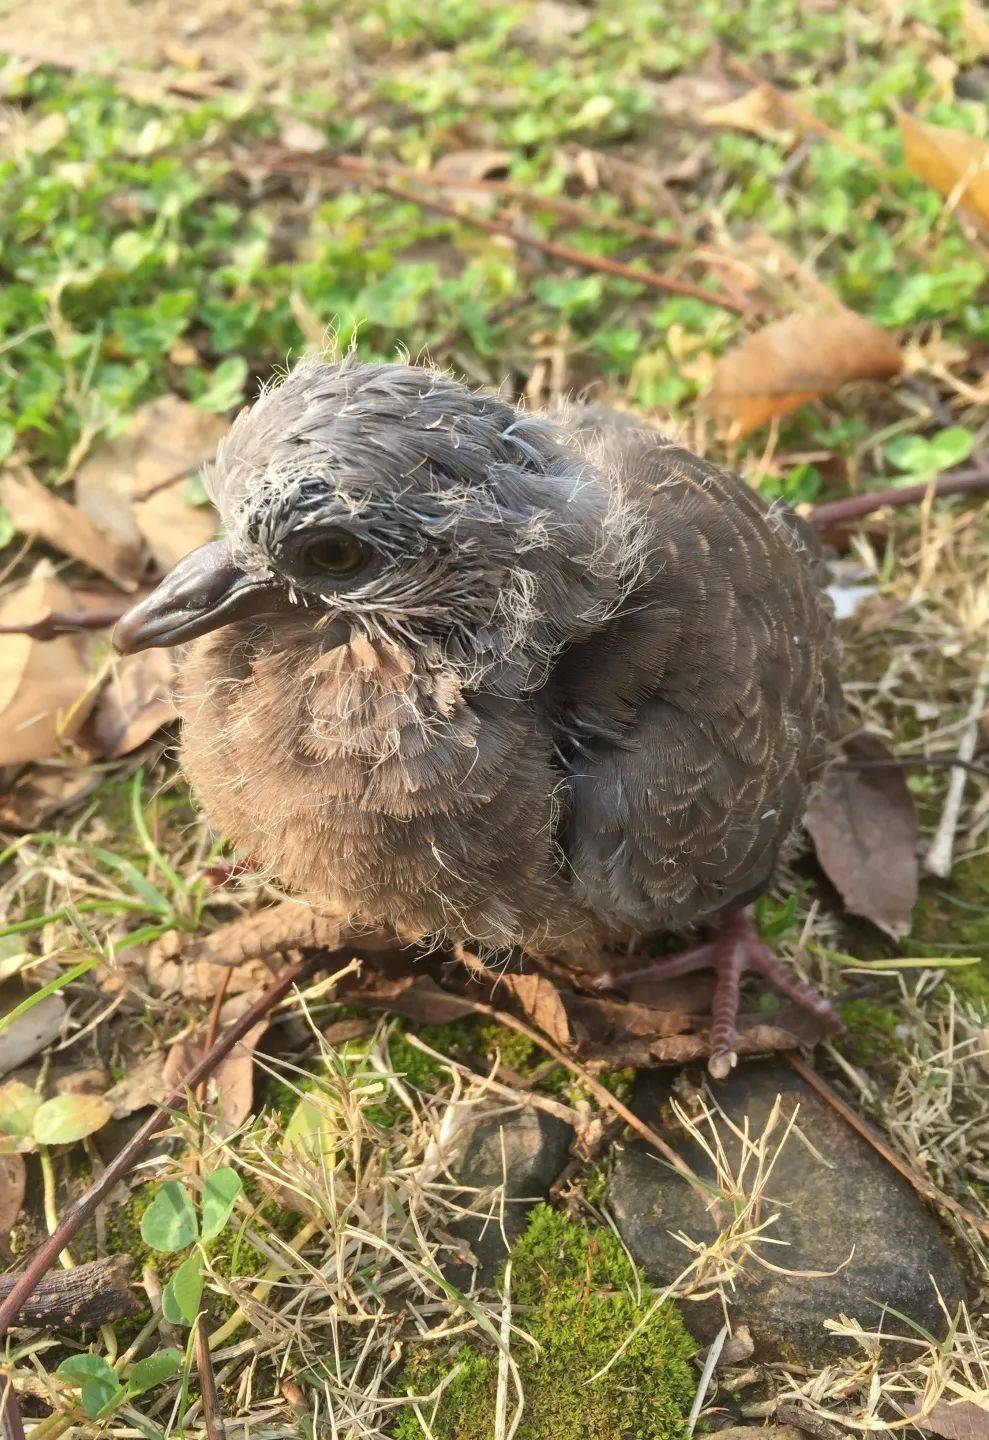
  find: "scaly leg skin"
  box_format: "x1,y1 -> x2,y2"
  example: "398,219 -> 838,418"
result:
596,907 -> 845,1080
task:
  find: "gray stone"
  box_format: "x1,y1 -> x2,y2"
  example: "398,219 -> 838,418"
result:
445,1109 -> 572,1287
955,65 -> 989,101
609,1062 -> 967,1363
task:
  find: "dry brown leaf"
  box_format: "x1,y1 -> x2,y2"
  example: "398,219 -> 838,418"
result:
512,0 -> 586,44
80,648 -> 176,759
0,466 -> 140,590
0,1153 -> 25,1253
434,148 -> 512,182
277,116 -> 326,152
497,971 -> 572,1047
353,973 -> 479,1025
0,108 -> 68,161
709,310 -> 902,439
0,565 -> 102,765
104,1054 -> 168,1119
897,107 -> 989,228
0,990 -> 66,1079
804,733 -> 918,940
0,764 -> 101,831
704,83 -> 794,142
323,1017 -> 373,1046
163,996 -> 267,1128
134,480 -> 218,572
651,71 -> 737,122
75,396 -> 224,573
911,1399 -> 989,1440
563,991 -> 694,1045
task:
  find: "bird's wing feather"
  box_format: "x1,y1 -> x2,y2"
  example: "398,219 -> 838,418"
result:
547,421 -> 842,934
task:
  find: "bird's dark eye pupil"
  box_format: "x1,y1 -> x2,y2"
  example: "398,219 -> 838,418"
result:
302,531 -> 367,576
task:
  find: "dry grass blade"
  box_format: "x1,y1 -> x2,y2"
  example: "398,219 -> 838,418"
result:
781,1298 -> 989,1433
0,565 -> 102,765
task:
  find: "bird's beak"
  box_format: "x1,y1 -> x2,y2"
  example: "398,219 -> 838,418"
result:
113,540 -> 285,654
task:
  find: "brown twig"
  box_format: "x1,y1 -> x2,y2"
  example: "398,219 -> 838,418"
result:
249,149 -> 750,316
276,149 -> 677,245
195,969 -> 232,1106
839,754 -> 989,780
447,950 -> 709,1200
0,1256 -> 139,1330
0,950 -> 329,1338
0,1380 -> 25,1440
194,1321 -> 227,1440
0,608 -> 129,641
786,1054 -> 989,1241
808,467 -> 989,529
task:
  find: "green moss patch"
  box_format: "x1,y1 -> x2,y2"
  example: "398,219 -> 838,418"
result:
394,1204 -> 695,1440
838,998 -> 904,1065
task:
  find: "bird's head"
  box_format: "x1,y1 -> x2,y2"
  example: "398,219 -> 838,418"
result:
114,357 -> 642,688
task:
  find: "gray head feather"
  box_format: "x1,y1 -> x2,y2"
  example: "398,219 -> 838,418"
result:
207,356 -> 650,690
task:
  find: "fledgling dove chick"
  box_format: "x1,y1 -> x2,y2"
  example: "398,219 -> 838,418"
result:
116,358 -> 845,1076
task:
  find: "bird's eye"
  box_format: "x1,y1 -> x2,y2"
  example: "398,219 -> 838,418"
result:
300,529 -> 369,578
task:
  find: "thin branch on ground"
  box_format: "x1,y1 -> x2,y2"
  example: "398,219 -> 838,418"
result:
0,607 -> 129,640
245,149 -> 752,316
195,1321 -> 227,1440
271,148 -> 679,245
786,1054 -> 989,1241
451,949 -> 711,1202
0,949 -> 335,1337
808,468 -> 989,529
0,1256 -> 139,1329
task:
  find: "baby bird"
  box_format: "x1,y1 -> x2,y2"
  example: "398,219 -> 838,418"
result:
115,357 -> 845,1076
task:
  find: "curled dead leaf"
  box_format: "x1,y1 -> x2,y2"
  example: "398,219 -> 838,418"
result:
709,310 -> 902,439
909,1397 -> 989,1440
704,83 -> 794,142
79,648 -> 176,759
434,148 -> 512,183
804,733 -> 918,939
276,116 -> 326,152
0,565 -> 101,765
963,1 -> 989,53
497,971 -> 573,1048
163,994 -> 267,1128
0,1153 -> 25,1253
104,1054 -> 169,1119
75,396 -> 224,573
897,106 -> 989,229
352,974 -> 479,1025
0,990 -> 67,1080
0,765 -> 101,832
0,466 -> 140,590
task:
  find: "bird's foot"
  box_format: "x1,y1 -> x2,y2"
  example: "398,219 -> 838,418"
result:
595,907 -> 844,1080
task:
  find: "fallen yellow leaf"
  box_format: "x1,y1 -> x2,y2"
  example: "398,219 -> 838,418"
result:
704,83 -> 794,142
75,396 -> 223,574
0,466 -> 140,590
897,106 -> 989,228
0,565 -> 101,765
709,309 -> 903,439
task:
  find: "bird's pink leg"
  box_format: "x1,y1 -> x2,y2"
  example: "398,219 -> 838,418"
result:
594,938 -> 719,990
595,907 -> 844,1080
